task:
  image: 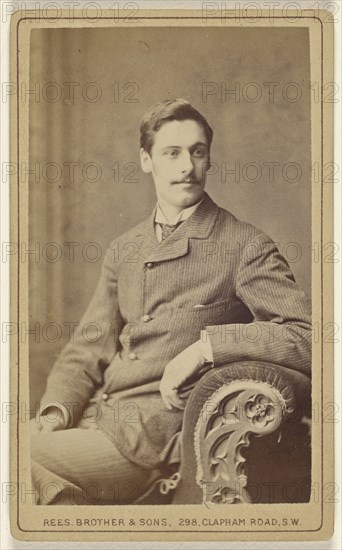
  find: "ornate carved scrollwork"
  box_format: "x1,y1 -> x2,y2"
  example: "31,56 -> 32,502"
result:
194,379 -> 292,504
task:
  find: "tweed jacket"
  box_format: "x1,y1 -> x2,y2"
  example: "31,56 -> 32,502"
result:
40,193 -> 311,470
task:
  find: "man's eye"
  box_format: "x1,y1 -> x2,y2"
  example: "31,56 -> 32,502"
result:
192,148 -> 206,158
164,150 -> 179,158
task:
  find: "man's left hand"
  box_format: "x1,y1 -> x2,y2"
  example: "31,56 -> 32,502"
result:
159,340 -> 211,410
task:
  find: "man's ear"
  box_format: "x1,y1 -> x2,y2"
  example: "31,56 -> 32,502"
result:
140,148 -> 153,174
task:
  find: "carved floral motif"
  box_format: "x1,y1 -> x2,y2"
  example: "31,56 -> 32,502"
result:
194,380 -> 289,504
245,394 -> 274,427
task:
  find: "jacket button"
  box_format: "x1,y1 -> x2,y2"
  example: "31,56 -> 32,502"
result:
102,393 -> 108,401
141,314 -> 151,322
146,262 -> 154,269
129,352 -> 137,360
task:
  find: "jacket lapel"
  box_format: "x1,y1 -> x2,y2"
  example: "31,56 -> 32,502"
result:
134,193 -> 219,263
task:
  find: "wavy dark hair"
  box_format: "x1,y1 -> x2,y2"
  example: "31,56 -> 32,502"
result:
140,98 -> 213,154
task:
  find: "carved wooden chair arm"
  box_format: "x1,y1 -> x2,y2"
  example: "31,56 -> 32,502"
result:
173,361 -> 311,504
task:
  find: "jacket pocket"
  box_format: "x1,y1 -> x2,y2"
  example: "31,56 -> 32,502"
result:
171,299 -> 231,324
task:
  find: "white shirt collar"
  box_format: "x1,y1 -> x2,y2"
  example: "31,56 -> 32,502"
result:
155,196 -> 204,226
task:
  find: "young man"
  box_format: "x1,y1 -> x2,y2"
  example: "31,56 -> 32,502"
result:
31,99 -> 311,505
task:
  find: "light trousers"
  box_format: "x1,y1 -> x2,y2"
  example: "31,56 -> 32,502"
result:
31,427 -> 161,505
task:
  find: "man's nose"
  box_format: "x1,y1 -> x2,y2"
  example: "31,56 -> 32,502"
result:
180,152 -> 194,175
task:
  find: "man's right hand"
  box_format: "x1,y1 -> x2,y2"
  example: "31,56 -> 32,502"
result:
30,406 -> 67,435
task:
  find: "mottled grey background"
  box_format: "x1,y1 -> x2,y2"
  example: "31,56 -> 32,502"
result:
29,27 -> 311,407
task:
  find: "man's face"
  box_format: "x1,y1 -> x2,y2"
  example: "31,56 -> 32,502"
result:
140,119 -> 210,210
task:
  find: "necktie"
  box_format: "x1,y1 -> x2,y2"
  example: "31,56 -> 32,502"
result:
159,221 -> 183,241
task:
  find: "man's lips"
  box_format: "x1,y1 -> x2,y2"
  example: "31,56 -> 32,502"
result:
173,180 -> 198,185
